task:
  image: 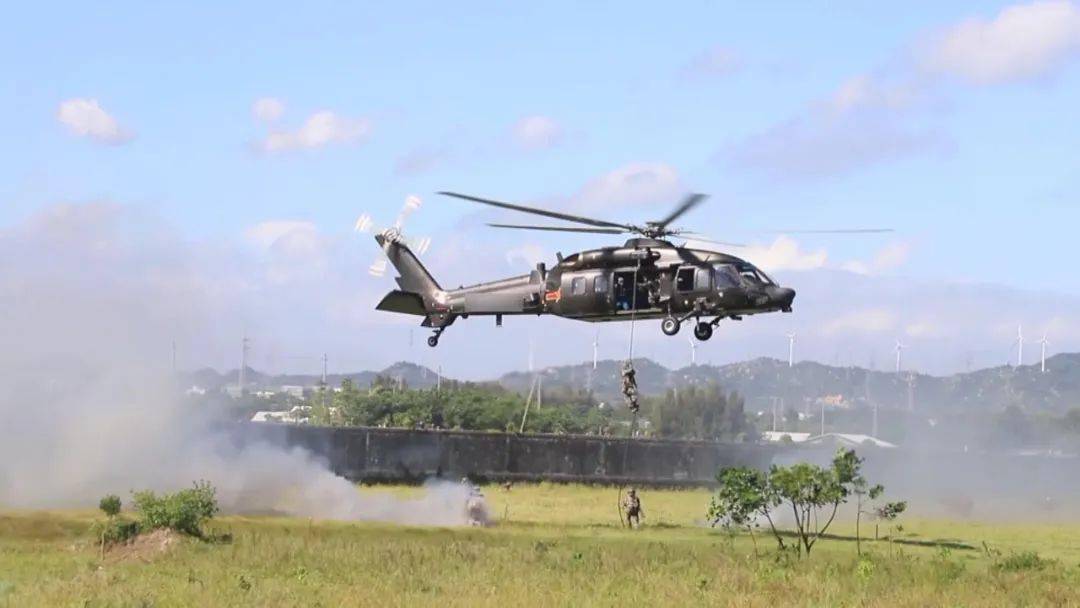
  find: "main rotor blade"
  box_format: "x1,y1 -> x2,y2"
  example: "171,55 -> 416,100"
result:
487,223 -> 626,234
439,191 -> 633,230
764,228 -> 894,234
681,234 -> 746,248
655,193 -> 707,229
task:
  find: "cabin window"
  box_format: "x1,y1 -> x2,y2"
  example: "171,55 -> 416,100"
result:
593,274 -> 609,294
676,267 -> 695,291
571,276 -> 586,295
695,268 -> 712,291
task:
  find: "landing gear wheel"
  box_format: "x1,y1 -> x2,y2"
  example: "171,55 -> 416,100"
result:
661,317 -> 680,336
693,322 -> 713,341
427,336 -> 439,348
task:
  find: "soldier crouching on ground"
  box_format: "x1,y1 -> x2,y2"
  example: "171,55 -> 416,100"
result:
461,478 -> 490,526
623,488 -> 644,528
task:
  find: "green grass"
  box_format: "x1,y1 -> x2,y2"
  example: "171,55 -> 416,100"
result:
3,484 -> 1080,606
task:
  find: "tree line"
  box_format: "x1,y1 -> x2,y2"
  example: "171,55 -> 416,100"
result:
303,376 -> 756,441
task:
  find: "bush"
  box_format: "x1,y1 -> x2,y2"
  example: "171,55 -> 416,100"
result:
993,551 -> 1052,573
100,517 -> 140,545
132,480 -> 219,537
99,494 -> 122,517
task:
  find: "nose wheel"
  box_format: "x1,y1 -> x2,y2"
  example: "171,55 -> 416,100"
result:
427,326 -> 446,347
693,322 -> 713,341
661,317 -> 680,336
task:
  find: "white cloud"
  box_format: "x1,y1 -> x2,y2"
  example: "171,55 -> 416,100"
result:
574,162 -> 683,210
679,45 -> 740,80
505,243 -> 548,268
511,115 -> 563,150
244,220 -> 320,253
828,75 -> 920,113
716,236 -> 828,272
394,147 -> 449,175
252,97 -> 285,123
923,0 -> 1080,84
905,320 -> 944,338
841,241 -> 912,275
261,111 -> 371,153
821,308 -> 898,336
730,110 -> 940,179
56,98 -> 133,144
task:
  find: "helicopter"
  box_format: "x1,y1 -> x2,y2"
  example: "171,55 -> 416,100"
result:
372,192 -> 887,347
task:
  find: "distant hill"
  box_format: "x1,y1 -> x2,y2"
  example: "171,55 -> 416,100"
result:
182,354 -> 1080,413
501,354 -> 1080,413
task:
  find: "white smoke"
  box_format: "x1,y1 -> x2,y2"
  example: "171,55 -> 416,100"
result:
0,202 -> 472,524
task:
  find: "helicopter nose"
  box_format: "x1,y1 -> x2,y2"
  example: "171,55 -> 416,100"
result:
770,286 -> 796,309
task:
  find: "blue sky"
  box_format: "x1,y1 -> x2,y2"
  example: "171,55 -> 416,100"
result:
3,1 -> 1080,376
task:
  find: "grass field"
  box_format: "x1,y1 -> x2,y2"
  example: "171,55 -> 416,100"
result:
3,483 -> 1080,607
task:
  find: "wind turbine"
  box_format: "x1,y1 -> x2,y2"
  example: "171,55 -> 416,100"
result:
894,339 -> 906,374
688,333 -> 697,366
1014,325 -> 1024,367
592,329 -> 599,371
785,332 -> 796,368
1037,332 -> 1049,373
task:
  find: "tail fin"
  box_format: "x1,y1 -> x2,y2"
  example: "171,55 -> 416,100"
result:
375,233 -> 441,296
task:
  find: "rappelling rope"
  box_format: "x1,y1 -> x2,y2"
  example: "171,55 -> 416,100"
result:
617,261 -> 643,527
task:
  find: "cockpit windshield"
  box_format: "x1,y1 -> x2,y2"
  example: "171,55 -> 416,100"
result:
733,262 -> 775,286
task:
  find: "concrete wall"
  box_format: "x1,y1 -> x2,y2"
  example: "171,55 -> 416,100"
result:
240,423 -> 779,485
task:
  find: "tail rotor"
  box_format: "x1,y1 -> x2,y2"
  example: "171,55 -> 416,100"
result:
355,195 -> 433,277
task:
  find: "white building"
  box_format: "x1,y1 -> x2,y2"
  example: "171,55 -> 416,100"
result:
250,405 -> 311,424
803,433 -> 897,449
761,431 -> 812,443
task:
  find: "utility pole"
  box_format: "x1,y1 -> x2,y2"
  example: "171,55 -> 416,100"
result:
820,401 -> 825,436
321,353 -> 329,409
238,334 -> 250,396
436,365 -> 442,391
906,372 -> 915,412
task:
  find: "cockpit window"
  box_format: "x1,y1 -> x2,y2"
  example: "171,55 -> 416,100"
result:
734,262 -> 775,286
714,264 -> 739,288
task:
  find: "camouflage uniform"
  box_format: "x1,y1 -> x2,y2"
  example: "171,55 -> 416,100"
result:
621,361 -> 640,413
623,489 -> 643,528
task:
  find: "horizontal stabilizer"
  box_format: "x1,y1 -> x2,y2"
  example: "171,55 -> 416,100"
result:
376,290 -> 427,316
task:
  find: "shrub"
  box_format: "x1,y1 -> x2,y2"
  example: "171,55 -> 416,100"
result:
99,494 -> 122,518
100,517 -> 140,545
993,551 -> 1052,573
132,480 -> 219,537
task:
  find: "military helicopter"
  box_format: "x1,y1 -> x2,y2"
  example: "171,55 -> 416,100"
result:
371,192 -> 887,347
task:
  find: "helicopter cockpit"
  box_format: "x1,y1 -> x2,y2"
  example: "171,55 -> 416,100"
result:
715,262 -> 775,289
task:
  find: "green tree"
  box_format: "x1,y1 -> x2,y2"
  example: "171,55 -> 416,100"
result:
707,467 -> 783,554
709,448 -> 900,558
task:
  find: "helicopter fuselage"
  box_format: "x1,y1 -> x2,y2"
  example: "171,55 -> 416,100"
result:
410,238 -> 795,334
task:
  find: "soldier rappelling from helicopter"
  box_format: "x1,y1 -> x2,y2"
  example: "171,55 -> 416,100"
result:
621,360 -> 640,414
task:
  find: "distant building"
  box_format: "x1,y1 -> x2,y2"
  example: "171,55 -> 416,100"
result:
251,405 -> 311,424
279,385 -> 305,399
803,433 -> 897,449
761,431 -> 812,443
185,386 -> 206,396
813,394 -> 852,409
